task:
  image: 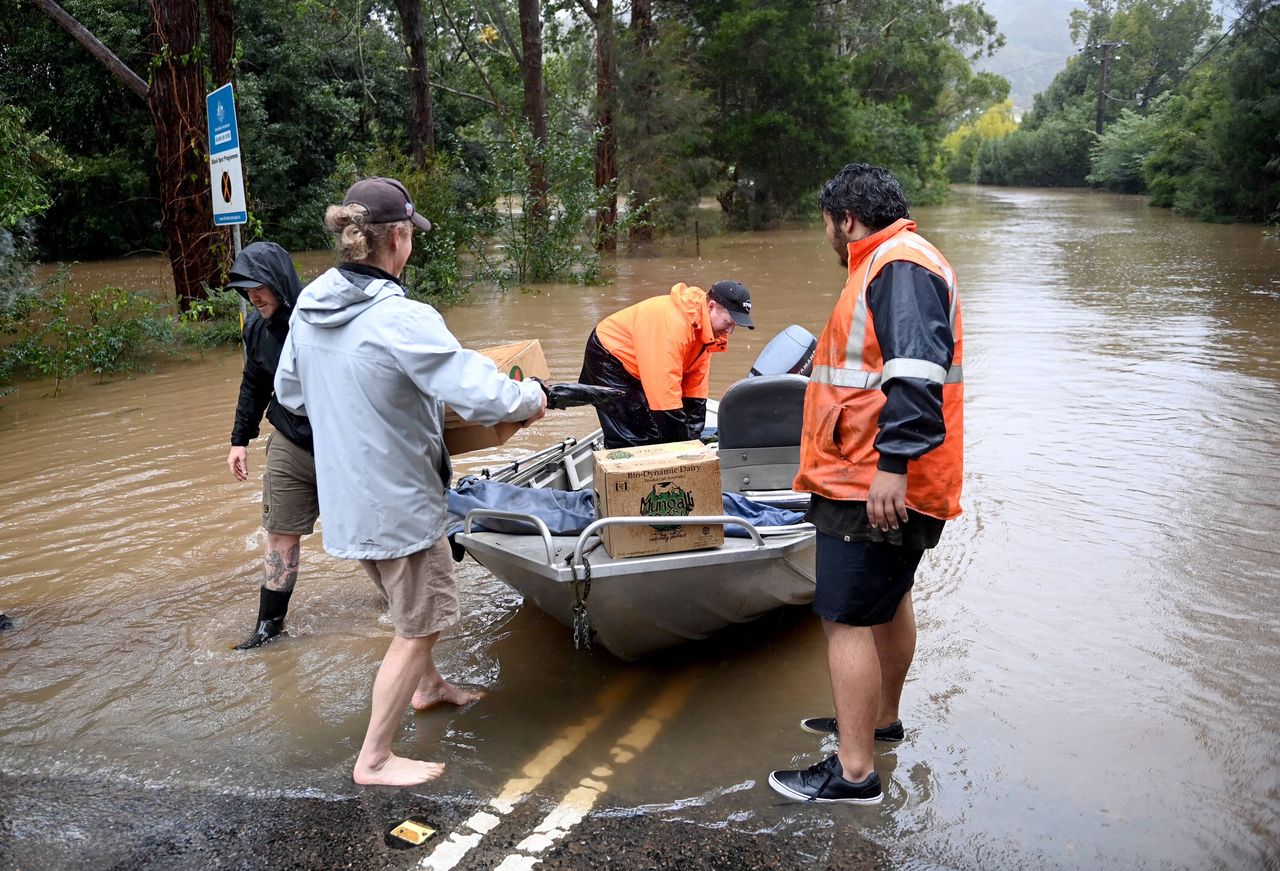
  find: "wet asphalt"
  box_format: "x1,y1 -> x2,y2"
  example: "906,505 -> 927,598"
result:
0,772 -> 889,870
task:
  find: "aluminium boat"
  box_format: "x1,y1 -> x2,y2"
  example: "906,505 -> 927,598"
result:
454,349 -> 818,660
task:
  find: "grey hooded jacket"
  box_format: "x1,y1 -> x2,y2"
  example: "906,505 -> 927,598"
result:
274,267 -> 544,560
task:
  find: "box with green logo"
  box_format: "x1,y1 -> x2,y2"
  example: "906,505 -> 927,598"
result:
591,440 -> 724,559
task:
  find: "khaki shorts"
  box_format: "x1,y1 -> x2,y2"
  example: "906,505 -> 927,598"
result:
262,432 -> 319,535
359,538 -> 459,638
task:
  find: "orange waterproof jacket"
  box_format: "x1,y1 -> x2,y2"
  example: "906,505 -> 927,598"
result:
594,283 -> 727,411
793,219 -> 964,519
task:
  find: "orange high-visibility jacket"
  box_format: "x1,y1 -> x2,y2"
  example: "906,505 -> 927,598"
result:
595,283 -> 727,411
793,218 -> 964,519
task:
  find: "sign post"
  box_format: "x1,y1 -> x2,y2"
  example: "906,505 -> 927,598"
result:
206,83 -> 247,325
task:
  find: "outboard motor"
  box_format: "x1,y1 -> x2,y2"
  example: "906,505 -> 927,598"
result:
716,373 -> 809,493
748,324 -> 816,378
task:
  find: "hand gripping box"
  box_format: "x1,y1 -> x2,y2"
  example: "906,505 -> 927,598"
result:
443,340 -> 549,456
591,440 -> 724,559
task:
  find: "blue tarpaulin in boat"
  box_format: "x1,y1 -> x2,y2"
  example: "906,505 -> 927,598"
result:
447,477 -> 804,538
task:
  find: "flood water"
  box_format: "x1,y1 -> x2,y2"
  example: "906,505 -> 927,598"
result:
3,186 -> 1278,869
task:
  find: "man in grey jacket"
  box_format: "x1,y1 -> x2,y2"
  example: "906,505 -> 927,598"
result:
275,177 -> 546,787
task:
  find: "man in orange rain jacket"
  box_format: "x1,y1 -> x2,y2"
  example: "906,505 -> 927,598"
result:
578,280 -> 754,448
768,163 -> 964,806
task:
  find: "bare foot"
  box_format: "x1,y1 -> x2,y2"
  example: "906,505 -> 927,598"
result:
353,752 -> 445,786
411,679 -> 484,712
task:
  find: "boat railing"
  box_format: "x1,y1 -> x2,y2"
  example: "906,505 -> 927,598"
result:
571,515 -> 767,566
462,509 -> 558,564
462,508 -> 812,571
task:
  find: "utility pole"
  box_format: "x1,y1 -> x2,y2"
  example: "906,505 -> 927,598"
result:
1092,40 -> 1126,136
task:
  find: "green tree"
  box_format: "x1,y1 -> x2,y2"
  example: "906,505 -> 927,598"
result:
0,0 -> 159,259
1086,103 -> 1162,192
977,0 -> 1218,189
942,99 -> 1018,183
1142,0 -> 1280,223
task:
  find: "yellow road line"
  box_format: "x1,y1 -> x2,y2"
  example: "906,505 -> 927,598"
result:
497,670 -> 702,866
414,672 -> 642,871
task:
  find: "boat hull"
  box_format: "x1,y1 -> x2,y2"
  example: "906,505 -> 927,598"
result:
457,527 -> 814,659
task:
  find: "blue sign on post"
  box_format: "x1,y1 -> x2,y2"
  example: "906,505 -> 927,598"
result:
206,83 -> 247,225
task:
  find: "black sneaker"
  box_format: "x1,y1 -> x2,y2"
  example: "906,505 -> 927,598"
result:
799,717 -> 905,742
767,755 -> 883,804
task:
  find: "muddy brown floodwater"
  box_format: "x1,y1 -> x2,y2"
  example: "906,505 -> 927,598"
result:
3,186 -> 1279,869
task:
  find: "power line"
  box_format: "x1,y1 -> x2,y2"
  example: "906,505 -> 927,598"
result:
987,54 -> 1078,77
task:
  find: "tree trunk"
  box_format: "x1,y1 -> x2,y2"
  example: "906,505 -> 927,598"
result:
633,0 -> 652,50
392,0 -> 434,167
205,0 -> 235,278
149,0 -> 221,309
592,0 -> 618,251
518,0 -> 549,222
205,0 -> 234,86
628,0 -> 655,243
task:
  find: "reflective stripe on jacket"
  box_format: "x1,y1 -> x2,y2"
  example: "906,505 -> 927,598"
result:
593,283 -> 726,412
793,218 -> 964,520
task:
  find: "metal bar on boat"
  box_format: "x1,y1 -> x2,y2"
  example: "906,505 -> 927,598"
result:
475,437 -> 579,482
755,522 -> 815,536
571,515 -> 766,566
463,510 -> 557,564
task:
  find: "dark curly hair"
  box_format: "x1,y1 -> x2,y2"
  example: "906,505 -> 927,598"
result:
818,163 -> 909,232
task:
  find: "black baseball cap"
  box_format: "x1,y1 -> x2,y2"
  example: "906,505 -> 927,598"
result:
707,280 -> 754,330
342,176 -> 433,231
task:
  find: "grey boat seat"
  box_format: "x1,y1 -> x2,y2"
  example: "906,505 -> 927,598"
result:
717,374 -> 808,493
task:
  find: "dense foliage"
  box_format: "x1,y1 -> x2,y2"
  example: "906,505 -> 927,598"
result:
1,0 -> 1013,287
975,0 -> 1278,224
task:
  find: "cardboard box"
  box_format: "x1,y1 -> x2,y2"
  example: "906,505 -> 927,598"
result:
592,440 -> 724,559
443,340 -> 549,456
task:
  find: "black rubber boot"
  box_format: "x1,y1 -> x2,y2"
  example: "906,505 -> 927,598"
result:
0,613 -> 12,631
233,587 -> 292,650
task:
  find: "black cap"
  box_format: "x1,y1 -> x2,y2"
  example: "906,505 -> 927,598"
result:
707,280 -> 754,330
224,275 -> 262,290
343,177 -> 433,231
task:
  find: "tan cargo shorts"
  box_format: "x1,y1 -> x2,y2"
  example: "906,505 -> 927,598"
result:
261,432 -> 319,535
359,538 -> 459,638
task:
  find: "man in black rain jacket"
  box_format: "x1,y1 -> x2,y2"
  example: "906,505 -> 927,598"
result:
225,241 -> 316,650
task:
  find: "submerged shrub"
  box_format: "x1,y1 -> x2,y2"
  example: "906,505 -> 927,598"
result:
0,271 -> 178,395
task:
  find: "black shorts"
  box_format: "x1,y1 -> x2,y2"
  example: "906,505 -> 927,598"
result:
812,531 -> 924,626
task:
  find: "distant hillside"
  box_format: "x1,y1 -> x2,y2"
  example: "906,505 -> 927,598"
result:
975,0 -> 1237,113
975,0 -> 1085,112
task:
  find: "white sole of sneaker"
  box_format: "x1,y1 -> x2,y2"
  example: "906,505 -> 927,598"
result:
766,772 -> 884,805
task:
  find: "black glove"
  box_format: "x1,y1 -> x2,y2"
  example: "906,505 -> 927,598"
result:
653,408 -> 691,443
682,397 -> 707,440
531,378 -> 627,411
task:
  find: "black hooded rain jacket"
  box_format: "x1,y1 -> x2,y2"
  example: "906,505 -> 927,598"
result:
228,242 -> 313,453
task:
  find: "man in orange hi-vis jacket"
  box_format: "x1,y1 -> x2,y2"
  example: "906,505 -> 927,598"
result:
578,280 -> 754,448
768,163 -> 964,806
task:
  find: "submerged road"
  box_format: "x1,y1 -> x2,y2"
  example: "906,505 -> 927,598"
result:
5,186 -> 1280,869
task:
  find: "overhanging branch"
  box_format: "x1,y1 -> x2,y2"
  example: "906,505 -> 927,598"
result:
31,0 -> 150,100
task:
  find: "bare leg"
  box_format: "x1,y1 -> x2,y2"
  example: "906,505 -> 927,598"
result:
824,619 -> 880,782
264,533 -> 301,592
353,634 -> 447,786
411,655 -> 484,711
871,591 -> 917,728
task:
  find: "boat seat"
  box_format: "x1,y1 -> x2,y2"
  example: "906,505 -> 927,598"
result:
716,374 -> 808,492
